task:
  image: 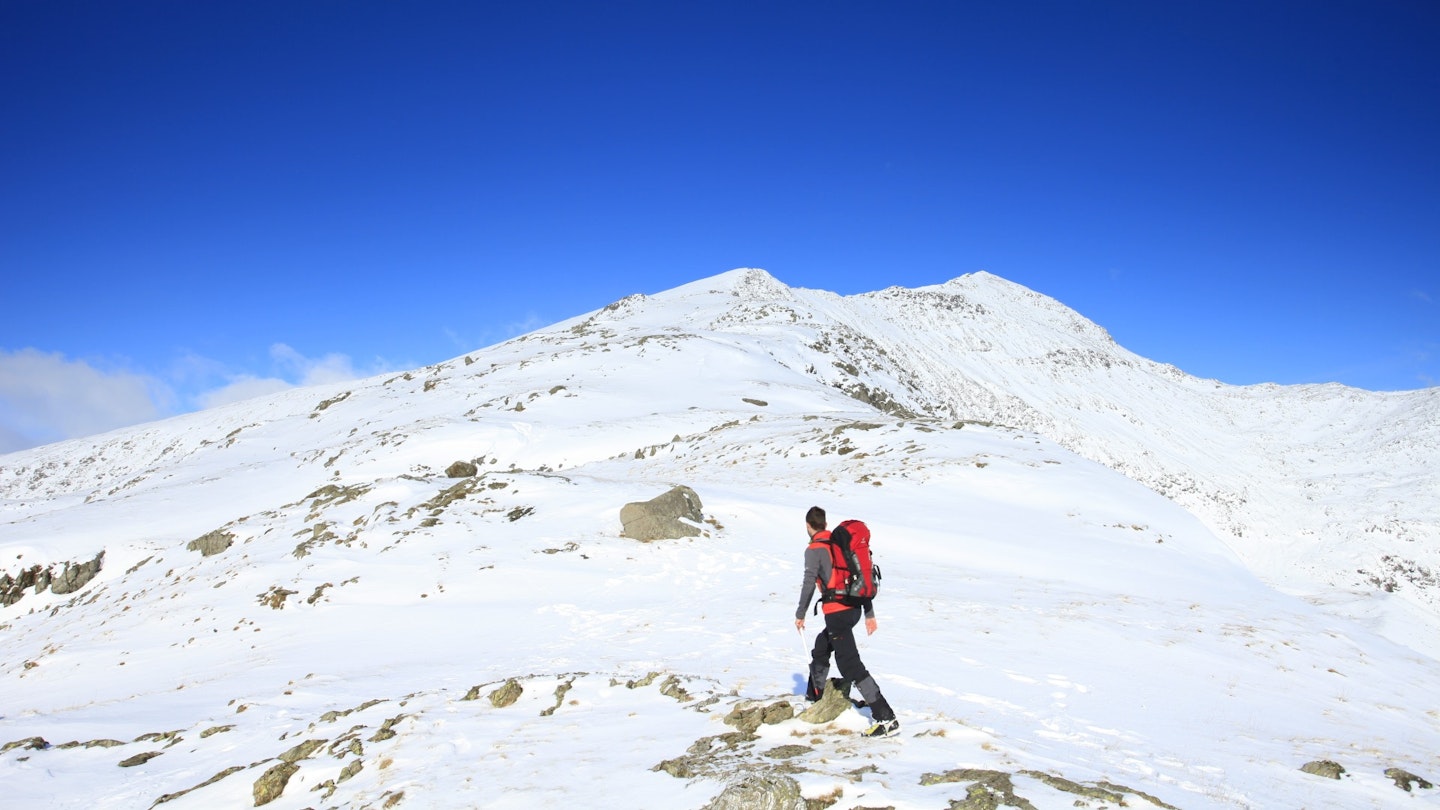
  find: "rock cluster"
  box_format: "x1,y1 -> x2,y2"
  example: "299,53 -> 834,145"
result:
0,551 -> 104,606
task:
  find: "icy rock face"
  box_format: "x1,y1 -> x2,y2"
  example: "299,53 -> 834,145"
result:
619,485 -> 704,541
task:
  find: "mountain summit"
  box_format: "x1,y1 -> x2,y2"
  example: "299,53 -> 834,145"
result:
2,269 -> 1437,809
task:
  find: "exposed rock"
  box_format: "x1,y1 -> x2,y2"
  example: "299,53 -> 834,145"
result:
624,671 -> 661,689
701,774 -> 806,810
152,765 -> 245,805
0,565 -> 43,606
259,586 -> 298,610
188,530 -> 235,557
1,736 -> 48,752
1016,771 -> 1123,804
798,679 -> 851,724
1386,767 -> 1434,791
337,759 -> 364,783
279,738 -> 327,763
763,701 -> 795,725
540,679 -> 575,717
725,700 -> 794,734
489,679 -> 524,708
253,761 -> 300,806
763,744 -> 811,759
1,552 -> 105,604
369,714 -> 406,742
620,485 -> 704,541
50,551 -> 104,595
1300,760 -> 1346,779
921,769 -> 1036,810
658,674 -> 693,702
445,460 -> 478,478
118,751 -> 163,767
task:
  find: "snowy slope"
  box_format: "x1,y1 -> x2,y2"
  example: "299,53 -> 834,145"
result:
1,268 -> 1437,809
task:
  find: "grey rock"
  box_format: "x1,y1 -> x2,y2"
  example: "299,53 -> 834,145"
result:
50,552 -> 104,595
620,485 -> 703,541
445,460 -> 478,478
798,679 -> 851,724
253,761 -> 299,806
489,679 -> 524,708
701,774 -> 805,810
279,738 -> 327,763
1300,760 -> 1346,780
1,737 -> 49,752
188,530 -> 235,557
118,751 -> 162,768
1385,767 -> 1433,791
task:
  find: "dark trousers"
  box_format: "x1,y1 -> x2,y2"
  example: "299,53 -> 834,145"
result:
807,607 -> 893,720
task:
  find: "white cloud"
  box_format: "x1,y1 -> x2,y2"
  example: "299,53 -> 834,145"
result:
195,376 -> 294,410
1411,290 -> 1433,304
269,343 -> 370,386
0,349 -> 168,451
0,343 -> 404,453
191,344 -> 398,411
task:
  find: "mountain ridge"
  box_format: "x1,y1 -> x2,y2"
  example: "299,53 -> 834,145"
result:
3,268 -> 1437,651
3,268 -> 1439,809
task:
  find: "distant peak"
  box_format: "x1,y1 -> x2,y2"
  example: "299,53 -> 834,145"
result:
660,267 -> 794,301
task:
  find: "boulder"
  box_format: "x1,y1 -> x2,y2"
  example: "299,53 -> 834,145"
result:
1385,767 -> 1433,792
489,679 -> 523,708
620,486 -> 703,541
188,530 -> 235,557
797,679 -> 851,724
445,460 -> 478,478
701,774 -> 805,810
1300,760 -> 1346,780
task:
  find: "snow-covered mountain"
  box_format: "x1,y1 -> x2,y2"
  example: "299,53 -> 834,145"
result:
2,268 -> 1437,809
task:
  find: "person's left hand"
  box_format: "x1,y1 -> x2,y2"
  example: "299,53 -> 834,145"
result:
865,617 -> 878,635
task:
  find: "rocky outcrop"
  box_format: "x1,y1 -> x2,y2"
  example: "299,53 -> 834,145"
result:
51,552 -> 105,595
1,551 -> 104,606
187,530 -> 234,557
620,485 -> 703,541
445,460 -> 478,478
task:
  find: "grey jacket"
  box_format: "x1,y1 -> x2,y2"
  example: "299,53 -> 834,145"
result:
796,542 -> 875,620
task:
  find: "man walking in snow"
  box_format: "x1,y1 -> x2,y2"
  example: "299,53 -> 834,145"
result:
795,505 -> 899,737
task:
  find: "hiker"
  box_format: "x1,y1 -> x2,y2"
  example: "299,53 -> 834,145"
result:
794,505 -> 899,737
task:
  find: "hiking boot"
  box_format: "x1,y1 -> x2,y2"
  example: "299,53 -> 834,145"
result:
862,718 -> 900,738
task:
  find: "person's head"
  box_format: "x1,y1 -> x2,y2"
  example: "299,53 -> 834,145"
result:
805,506 -> 827,536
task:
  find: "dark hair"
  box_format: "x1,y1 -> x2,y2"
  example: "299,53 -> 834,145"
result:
805,506 -> 827,531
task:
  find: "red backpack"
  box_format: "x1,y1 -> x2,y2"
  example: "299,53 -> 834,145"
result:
821,519 -> 881,607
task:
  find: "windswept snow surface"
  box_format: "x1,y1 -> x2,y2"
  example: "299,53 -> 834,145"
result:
2,269 -> 1437,808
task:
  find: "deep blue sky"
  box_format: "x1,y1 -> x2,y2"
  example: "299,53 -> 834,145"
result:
2,1 -> 1437,451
